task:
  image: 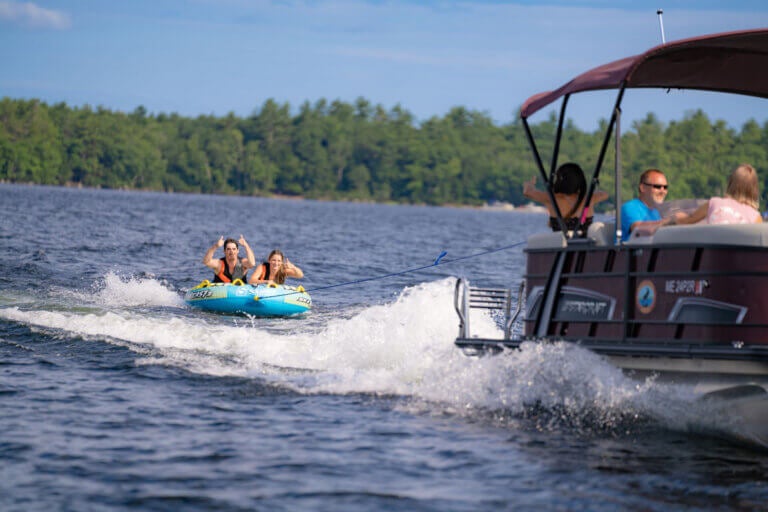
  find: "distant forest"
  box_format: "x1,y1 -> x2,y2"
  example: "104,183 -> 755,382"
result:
1,96 -> 767,207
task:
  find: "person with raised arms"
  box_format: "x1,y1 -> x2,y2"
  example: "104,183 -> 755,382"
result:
523,162 -> 609,233
202,235 -> 256,284
248,249 -> 303,285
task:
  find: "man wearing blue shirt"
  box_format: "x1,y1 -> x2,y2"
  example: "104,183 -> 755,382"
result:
620,169 -> 675,241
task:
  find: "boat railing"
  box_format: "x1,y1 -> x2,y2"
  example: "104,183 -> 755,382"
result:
454,278 -> 525,343
529,222 -> 768,249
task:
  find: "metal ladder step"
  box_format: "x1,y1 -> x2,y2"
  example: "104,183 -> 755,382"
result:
468,287 -> 511,309
454,278 -> 525,343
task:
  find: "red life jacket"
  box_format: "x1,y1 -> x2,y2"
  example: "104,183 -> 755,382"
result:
254,262 -> 270,281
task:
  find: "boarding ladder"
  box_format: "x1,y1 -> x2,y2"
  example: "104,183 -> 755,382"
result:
453,278 -> 525,353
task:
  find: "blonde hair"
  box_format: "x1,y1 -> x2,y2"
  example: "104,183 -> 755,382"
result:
268,249 -> 287,284
726,164 -> 759,209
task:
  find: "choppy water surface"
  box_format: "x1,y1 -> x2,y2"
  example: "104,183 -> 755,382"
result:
1,184 -> 767,511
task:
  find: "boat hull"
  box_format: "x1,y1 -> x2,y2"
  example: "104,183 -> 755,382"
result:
524,224 -> 768,352
184,282 -> 311,317
454,224 -> 768,446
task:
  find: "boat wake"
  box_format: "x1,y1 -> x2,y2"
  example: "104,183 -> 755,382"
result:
0,273 -> 756,445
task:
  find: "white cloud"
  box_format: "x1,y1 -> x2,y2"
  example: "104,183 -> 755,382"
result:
0,1 -> 71,29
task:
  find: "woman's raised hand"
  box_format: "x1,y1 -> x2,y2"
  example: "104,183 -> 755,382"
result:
523,176 -> 537,195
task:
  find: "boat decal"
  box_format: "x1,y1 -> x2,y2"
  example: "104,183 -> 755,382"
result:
234,286 -> 251,297
636,280 -> 656,314
664,279 -> 709,295
285,294 -> 312,308
526,285 -> 615,321
561,299 -> 610,319
187,286 -> 227,300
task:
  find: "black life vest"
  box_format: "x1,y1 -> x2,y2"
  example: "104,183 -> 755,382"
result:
214,257 -> 246,283
549,216 -> 593,232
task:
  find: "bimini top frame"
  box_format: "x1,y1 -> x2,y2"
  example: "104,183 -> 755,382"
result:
519,28 -> 768,240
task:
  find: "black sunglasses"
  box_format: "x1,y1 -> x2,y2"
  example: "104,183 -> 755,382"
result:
642,182 -> 668,190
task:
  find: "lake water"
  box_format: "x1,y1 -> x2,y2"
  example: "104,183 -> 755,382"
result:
1,184 -> 767,511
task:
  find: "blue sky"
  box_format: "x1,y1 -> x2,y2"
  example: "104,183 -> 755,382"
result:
2,0 -> 767,130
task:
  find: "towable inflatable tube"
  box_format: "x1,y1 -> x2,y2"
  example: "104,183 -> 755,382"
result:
184,280 -> 311,317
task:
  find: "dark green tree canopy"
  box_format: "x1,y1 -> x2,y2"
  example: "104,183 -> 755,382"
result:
1,97 -> 767,208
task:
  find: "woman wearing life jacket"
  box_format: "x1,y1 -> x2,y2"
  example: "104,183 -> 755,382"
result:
202,235 -> 256,283
248,249 -> 304,285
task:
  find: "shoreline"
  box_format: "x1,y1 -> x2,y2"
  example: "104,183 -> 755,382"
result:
1,180 -> 547,212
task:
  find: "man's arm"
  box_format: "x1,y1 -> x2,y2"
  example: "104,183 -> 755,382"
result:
239,235 -> 256,269
203,236 -> 224,271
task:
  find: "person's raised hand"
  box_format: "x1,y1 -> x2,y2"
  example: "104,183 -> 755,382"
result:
523,176 -> 536,195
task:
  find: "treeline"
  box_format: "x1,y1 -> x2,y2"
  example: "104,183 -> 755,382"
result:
1,96 -> 767,206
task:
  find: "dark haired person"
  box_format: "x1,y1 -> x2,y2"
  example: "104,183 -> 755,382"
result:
523,162 -> 609,232
202,235 -> 256,283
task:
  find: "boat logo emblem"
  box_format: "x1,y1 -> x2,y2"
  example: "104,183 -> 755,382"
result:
636,280 -> 656,314
234,287 -> 250,297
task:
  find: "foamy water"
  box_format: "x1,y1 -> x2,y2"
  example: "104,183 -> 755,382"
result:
1,273 -> 705,434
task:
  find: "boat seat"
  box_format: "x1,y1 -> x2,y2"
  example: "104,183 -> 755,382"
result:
653,223 -> 768,247
587,221 -> 616,246
624,230 -> 657,245
526,231 -> 566,249
528,221 -> 618,248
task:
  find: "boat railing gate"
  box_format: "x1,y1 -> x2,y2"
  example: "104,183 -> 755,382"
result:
454,278 -> 525,342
